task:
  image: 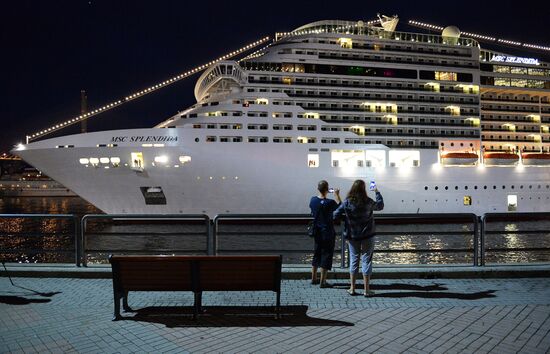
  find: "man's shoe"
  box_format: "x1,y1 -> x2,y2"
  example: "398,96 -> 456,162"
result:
320,282 -> 334,288
310,279 -> 320,285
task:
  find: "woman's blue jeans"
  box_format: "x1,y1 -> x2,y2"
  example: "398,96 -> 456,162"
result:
348,237 -> 375,275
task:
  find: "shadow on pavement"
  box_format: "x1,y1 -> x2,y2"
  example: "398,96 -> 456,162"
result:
124,305 -> 354,327
0,295 -> 52,305
331,282 -> 448,291
371,290 -> 497,300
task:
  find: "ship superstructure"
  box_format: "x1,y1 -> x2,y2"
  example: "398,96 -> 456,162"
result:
15,17 -> 550,215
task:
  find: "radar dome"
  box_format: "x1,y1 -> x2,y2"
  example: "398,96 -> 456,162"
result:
442,26 -> 461,38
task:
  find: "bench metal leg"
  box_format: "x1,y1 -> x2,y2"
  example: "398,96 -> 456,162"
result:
275,290 -> 281,319
193,291 -> 202,320
122,291 -> 132,312
113,292 -> 122,321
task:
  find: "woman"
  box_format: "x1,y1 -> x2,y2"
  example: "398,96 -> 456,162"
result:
309,180 -> 341,288
334,180 -> 384,297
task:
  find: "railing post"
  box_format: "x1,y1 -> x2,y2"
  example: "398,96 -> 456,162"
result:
340,233 -> 346,269
74,215 -> 80,267
213,216 -> 219,256
473,215 -> 480,267
207,219 -> 214,256
81,215 -> 88,267
480,214 -> 486,267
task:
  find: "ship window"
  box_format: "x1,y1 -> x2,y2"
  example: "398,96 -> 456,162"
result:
131,152 -> 144,169
308,154 -> 319,168
79,158 -> 89,165
507,195 -> 517,211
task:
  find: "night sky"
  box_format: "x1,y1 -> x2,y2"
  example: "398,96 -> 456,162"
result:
2,0 -> 549,153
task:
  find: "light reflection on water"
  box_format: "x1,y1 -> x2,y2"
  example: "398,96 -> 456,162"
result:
1,197 -> 549,265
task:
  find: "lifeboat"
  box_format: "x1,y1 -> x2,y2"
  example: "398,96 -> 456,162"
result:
440,152 -> 478,165
483,152 -> 519,166
521,153 -> 550,166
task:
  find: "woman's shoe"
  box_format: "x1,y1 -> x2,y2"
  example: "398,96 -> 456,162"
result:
347,289 -> 357,296
364,290 -> 375,297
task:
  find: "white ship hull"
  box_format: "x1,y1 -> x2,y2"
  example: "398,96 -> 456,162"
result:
16,128 -> 550,216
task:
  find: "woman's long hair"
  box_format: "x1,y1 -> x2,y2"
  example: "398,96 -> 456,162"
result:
347,179 -> 368,207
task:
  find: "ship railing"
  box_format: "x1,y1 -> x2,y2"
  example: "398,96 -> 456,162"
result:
480,212 -> 550,266
287,22 -> 478,48
0,214 -> 79,266
80,214 -> 211,267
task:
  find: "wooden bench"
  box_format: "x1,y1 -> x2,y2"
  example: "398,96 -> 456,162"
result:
109,255 -> 282,320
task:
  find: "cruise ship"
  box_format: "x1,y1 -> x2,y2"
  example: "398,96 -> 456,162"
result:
14,16 -> 550,216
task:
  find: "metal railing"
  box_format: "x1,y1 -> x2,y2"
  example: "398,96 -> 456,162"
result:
480,212 -> 550,266
80,214 -> 210,266
0,214 -> 79,266
371,213 -> 479,267
212,214 -> 347,267
2,212 -> 550,267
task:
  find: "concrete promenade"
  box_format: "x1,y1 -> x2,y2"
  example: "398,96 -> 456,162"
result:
1,267 -> 550,353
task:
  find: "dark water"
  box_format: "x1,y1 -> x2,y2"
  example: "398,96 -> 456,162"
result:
1,197 -> 549,265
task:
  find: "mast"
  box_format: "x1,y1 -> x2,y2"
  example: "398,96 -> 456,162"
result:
80,90 -> 87,133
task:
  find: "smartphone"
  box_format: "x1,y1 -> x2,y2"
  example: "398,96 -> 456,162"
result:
369,180 -> 376,191
328,188 -> 334,193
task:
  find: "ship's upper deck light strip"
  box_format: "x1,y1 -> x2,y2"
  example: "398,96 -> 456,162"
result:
26,36 -> 271,143
408,20 -> 550,51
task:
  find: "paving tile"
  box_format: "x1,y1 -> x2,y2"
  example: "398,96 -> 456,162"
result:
1,277 -> 550,353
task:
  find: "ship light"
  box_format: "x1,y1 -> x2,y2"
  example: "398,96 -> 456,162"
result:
79,158 -> 89,165
465,118 -> 480,127
154,155 -> 169,164
431,163 -> 443,173
110,157 -> 121,166
89,158 -> 99,166
15,143 -> 25,151
179,156 -> 191,164
424,82 -> 440,92
304,112 -> 319,119
445,106 -> 461,116
256,98 -> 269,105
99,157 -> 110,164
338,38 -> 353,49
